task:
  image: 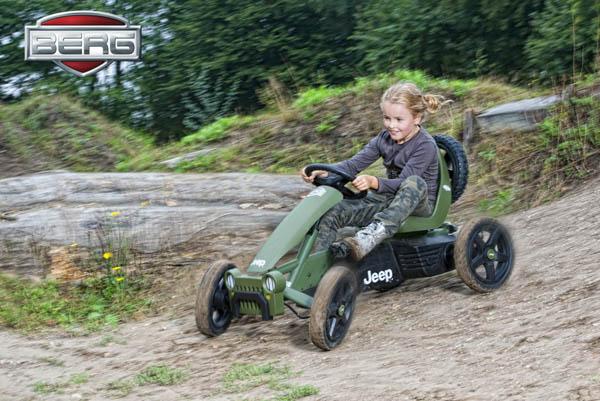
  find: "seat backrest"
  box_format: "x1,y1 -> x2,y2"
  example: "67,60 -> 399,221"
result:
394,149 -> 452,234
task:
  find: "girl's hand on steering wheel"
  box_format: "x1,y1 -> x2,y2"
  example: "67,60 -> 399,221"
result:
352,175 -> 379,191
301,167 -> 328,183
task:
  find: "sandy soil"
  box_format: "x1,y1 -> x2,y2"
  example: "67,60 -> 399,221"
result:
1,175 -> 599,401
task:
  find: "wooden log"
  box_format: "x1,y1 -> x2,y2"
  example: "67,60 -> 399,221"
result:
476,95 -> 562,133
0,171 -> 311,279
462,108 -> 476,151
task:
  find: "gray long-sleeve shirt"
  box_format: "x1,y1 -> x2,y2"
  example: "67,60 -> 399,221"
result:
335,128 -> 439,204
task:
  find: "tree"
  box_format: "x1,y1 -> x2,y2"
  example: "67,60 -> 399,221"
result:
526,0 -> 600,82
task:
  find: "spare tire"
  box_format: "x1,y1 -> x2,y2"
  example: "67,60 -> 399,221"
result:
434,135 -> 468,203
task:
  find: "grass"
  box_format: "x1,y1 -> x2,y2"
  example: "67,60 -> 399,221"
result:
222,362 -> 319,401
6,68 -> 596,217
0,94 -> 153,173
293,85 -> 350,109
106,68 -> 553,185
135,364 -> 188,386
0,274 -> 151,333
469,92 -> 600,212
181,115 -> 256,145
104,364 -> 187,398
38,356 -> 65,367
33,381 -> 67,395
106,379 -> 136,398
32,373 -> 89,395
96,334 -> 127,347
478,188 -> 516,216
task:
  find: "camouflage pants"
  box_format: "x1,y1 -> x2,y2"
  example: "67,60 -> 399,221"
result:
314,176 -> 432,251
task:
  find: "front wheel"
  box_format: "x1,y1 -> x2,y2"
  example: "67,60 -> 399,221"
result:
454,217 -> 514,293
195,260 -> 236,336
309,265 -> 358,350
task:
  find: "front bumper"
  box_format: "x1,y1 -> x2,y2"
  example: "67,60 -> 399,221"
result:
225,269 -> 285,320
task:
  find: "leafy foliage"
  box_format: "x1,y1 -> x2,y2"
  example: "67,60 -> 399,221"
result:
526,0 -> 600,82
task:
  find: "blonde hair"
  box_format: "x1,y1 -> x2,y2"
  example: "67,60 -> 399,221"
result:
380,82 -> 449,118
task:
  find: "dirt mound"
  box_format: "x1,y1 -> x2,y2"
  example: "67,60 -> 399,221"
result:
0,95 -> 150,178
0,174 -> 599,401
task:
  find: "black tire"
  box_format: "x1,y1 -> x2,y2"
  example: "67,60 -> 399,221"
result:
454,218 -> 515,293
309,265 -> 358,351
195,260 -> 236,337
434,135 -> 469,203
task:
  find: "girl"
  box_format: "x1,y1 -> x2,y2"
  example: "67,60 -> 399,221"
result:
301,82 -> 448,261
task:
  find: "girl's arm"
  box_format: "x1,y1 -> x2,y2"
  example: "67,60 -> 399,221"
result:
333,133 -> 382,176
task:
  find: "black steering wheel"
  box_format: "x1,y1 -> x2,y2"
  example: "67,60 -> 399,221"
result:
304,163 -> 368,200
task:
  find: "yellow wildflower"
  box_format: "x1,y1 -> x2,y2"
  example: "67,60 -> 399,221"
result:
115,277 -> 125,282
111,211 -> 121,217
112,266 -> 121,271
103,252 -> 113,260
140,200 -> 150,207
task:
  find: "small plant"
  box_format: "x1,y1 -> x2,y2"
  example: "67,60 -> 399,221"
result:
96,334 -> 127,347
33,381 -> 67,395
478,188 -> 516,216
69,373 -> 89,385
32,372 -> 89,395
38,356 -> 65,367
315,122 -> 334,135
106,379 -> 136,398
221,362 -> 319,400
315,113 -> 339,135
223,362 -> 291,393
135,364 -> 188,386
275,384 -> 319,401
477,148 -> 496,162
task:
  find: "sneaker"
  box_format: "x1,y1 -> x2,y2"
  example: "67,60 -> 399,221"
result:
329,241 -> 351,259
345,221 -> 387,261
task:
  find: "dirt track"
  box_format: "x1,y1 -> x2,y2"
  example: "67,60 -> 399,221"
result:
1,175 -> 599,401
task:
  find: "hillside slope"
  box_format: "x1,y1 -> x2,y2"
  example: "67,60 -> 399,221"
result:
0,95 -> 152,178
1,174 -> 598,401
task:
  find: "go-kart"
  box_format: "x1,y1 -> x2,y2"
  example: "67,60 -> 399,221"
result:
194,135 -> 515,350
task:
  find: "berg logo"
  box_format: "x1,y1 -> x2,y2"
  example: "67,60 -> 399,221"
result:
24,11 -> 141,77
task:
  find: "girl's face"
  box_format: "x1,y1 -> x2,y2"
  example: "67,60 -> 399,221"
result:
381,101 -> 422,143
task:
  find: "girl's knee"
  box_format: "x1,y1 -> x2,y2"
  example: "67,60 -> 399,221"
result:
319,203 -> 349,228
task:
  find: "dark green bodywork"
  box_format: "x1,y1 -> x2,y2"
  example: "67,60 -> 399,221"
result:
224,150 -> 452,318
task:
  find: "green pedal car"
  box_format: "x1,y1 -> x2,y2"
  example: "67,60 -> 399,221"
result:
194,135 -> 515,350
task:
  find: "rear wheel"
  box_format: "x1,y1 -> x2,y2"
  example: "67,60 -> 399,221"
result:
434,135 -> 469,203
309,265 -> 358,350
454,218 -> 514,292
195,260 -> 236,336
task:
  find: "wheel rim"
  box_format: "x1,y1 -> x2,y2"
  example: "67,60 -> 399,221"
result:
210,277 -> 231,329
325,280 -> 355,344
466,222 -> 512,286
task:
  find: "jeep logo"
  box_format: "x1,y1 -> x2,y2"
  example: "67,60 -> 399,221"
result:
363,269 -> 394,285
250,259 -> 266,268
